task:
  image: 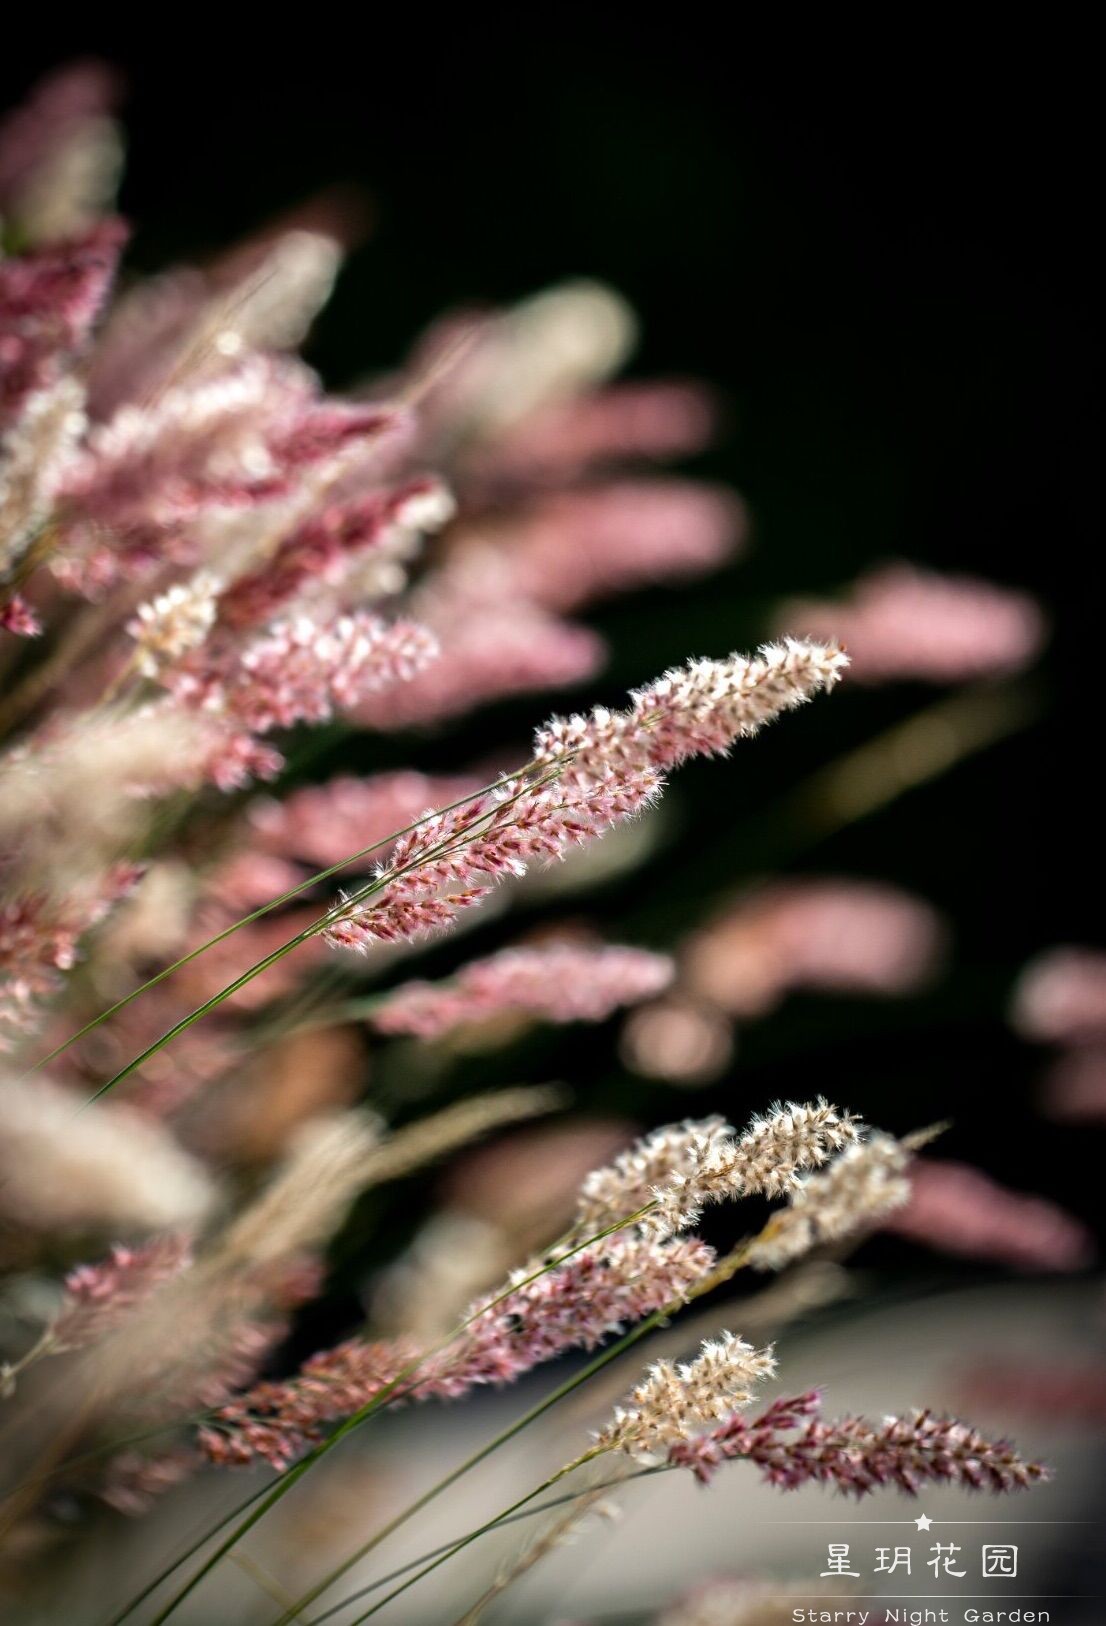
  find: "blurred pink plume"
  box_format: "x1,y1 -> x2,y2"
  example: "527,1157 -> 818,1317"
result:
885,1158 -> 1094,1272
780,561 -> 1045,683
684,877 -> 944,1018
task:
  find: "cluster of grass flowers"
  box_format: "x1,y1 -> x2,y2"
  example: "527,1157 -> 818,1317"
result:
0,63 -> 1059,1626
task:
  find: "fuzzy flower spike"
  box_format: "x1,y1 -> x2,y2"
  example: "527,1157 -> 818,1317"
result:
668,1390 -> 1050,1496
323,640 -> 847,954
577,1100 -> 862,1239
597,1331 -> 777,1460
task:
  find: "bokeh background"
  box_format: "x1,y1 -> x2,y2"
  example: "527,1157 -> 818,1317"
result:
3,26 -> 1102,1624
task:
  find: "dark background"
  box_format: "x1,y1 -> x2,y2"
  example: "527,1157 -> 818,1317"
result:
4,30 -> 1102,1265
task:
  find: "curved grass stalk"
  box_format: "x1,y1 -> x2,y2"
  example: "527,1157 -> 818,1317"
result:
101,1477 -> 281,1626
272,1236 -> 755,1626
26,681 -> 1034,1087
25,764 -> 548,1080
346,1448 -> 607,1624
72,766 -> 569,1108
306,1467 -> 665,1626
113,1207 -> 652,1625
269,1351 -> 643,1626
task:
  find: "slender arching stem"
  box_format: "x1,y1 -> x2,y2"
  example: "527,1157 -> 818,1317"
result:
346,1449 -> 607,1623
71,764 -> 571,1108
269,1239 -> 755,1625
26,759 -> 554,1080
112,1207 -> 654,1625
305,1466 -> 666,1626
99,1478 -> 279,1626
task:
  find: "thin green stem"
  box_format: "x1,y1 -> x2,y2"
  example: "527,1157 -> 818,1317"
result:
306,1467 -> 666,1625
117,1208 -> 652,1626
277,1238 -> 756,1625
71,762 -> 571,1107
348,1450 -> 606,1623
25,763 -> 548,1080
101,1477 -> 281,1626
74,926 -> 319,1109
269,1304 -> 666,1626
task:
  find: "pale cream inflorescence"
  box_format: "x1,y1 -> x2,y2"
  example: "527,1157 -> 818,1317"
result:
0,1074 -> 216,1236
596,1330 -> 777,1460
127,571 -> 222,676
214,1109 -> 383,1272
744,1131 -> 914,1271
577,1100 -> 862,1240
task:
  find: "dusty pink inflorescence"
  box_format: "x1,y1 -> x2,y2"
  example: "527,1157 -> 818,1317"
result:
3,103 -> 823,1052
0,594 -> 41,635
327,643 -> 847,954
51,1234 -> 194,1351
200,1232 -> 713,1469
535,639 -> 848,784
214,473 -> 447,630
119,607 -> 439,793
51,361 -> 408,596
0,220 -> 124,425
467,380 -> 717,485
780,562 -> 1045,684
0,865 -> 142,1048
884,1158 -> 1094,1272
429,480 -> 744,616
371,941 -> 674,1039
668,1391 -> 1050,1495
166,610 -> 437,734
957,1362 -> 1106,1428
1041,1044 -> 1106,1125
1012,947 -> 1106,1131
321,763 -> 662,953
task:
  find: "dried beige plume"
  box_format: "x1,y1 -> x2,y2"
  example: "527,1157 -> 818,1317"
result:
745,1130 -> 914,1271
577,1101 -> 861,1240
202,1089 -> 563,1357
0,375 -> 86,574
449,279 -> 638,442
373,1210 -> 514,1341
0,705 -> 207,891
452,1476 -> 621,1626
0,1074 -> 216,1237
597,1331 -> 776,1460
214,1108 -> 385,1272
354,1085 -> 566,1187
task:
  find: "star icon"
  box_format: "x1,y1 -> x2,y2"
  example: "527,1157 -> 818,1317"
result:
915,1514 -> 933,1531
